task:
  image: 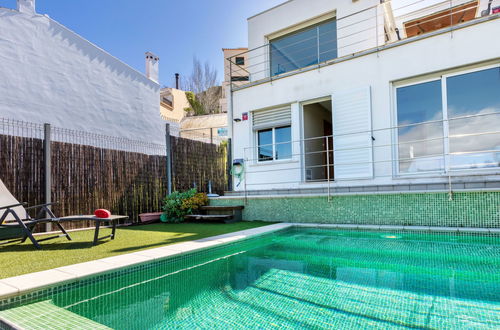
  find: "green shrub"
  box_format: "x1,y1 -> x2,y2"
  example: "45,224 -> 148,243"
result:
161,188 -> 208,223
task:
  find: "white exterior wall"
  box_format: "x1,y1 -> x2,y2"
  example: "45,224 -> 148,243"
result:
0,8 -> 163,144
233,15 -> 500,191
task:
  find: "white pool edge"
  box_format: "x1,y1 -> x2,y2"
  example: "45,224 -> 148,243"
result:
0,223 -> 499,300
0,223 -> 292,300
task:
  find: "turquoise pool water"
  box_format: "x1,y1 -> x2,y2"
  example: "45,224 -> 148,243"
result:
1,228 -> 499,329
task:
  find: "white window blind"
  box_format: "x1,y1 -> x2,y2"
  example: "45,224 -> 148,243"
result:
252,106 -> 291,130
332,86 -> 373,179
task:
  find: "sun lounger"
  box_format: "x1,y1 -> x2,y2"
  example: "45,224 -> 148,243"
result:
0,179 -> 71,249
0,179 -> 126,249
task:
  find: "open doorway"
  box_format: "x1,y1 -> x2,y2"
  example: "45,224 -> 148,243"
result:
302,100 -> 333,182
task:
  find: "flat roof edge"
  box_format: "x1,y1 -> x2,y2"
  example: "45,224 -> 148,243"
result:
247,0 -> 294,21
0,8 -> 160,88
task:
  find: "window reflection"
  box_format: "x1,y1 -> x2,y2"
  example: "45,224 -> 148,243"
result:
447,67 -> 500,169
396,66 -> 500,173
397,80 -> 444,173
258,129 -> 273,161
275,126 -> 292,160
270,19 -> 337,76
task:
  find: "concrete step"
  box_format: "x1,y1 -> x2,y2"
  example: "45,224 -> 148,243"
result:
200,205 -> 244,211
0,300 -> 111,329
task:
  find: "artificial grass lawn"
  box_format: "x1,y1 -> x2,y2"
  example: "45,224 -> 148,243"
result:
0,221 -> 272,279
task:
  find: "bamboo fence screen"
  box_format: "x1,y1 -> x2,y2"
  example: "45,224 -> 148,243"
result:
0,119 -> 228,231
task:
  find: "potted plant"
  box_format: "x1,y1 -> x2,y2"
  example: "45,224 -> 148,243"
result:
161,188 -> 208,223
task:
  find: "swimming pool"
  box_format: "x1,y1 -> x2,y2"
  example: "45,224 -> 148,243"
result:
1,227 -> 499,329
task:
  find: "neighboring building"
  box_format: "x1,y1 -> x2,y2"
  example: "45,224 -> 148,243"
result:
0,0 -> 163,144
220,48 -> 248,113
180,113 -> 228,144
160,87 -> 190,123
226,0 -> 500,192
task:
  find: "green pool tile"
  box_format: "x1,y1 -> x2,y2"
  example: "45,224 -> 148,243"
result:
211,191 -> 500,227
1,228 -> 498,329
0,300 -> 111,330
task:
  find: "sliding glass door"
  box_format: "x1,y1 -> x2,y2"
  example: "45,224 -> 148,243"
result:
396,65 -> 500,174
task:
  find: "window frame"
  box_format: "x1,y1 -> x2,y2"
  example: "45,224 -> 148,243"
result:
255,125 -> 292,163
393,63 -> 500,177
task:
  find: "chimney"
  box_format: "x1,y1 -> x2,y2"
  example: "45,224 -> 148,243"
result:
145,52 -> 159,83
17,0 -> 36,14
175,73 -> 180,89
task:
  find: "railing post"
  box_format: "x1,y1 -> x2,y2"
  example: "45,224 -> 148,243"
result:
326,136 -> 331,202
43,123 -> 52,231
227,138 -> 232,191
210,128 -> 213,144
165,123 -> 172,195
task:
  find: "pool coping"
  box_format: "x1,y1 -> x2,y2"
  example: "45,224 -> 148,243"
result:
0,223 -> 292,300
0,223 -> 499,301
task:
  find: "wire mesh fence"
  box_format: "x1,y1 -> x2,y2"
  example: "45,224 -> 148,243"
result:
0,118 -> 45,216
0,118 -> 229,232
179,127 -> 228,145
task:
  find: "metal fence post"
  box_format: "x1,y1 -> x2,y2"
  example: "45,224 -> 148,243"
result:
227,138 -> 232,191
43,123 -> 52,231
165,124 -> 172,195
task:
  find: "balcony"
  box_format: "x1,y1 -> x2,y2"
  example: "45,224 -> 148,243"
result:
227,0 -> 500,91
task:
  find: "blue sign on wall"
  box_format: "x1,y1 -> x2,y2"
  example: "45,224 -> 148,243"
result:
217,127 -> 228,137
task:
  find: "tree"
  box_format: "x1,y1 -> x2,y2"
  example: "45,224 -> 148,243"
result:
182,57 -> 221,116
184,91 -> 205,116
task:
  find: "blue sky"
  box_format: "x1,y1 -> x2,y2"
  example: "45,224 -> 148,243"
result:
0,0 -> 284,87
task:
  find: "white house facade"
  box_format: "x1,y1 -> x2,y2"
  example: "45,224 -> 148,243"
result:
0,0 -> 164,144
227,0 -> 500,193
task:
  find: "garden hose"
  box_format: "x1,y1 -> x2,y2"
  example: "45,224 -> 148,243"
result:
231,163 -> 245,187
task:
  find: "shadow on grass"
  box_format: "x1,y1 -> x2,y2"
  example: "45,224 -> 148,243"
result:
121,222 -> 228,233
0,222 -> 272,254
111,235 -> 196,253
0,241 -> 94,252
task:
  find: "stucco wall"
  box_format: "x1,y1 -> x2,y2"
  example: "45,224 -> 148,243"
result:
232,17 -> 500,191
0,8 -> 163,144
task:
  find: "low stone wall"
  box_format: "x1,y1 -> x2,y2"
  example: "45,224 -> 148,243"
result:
211,191 -> 500,228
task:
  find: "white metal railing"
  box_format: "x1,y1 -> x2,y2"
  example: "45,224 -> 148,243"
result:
227,0 -> 499,90
239,111 -> 500,200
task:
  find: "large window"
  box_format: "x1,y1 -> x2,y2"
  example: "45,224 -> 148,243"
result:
257,126 -> 292,162
396,66 -> 500,174
270,19 -> 337,76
